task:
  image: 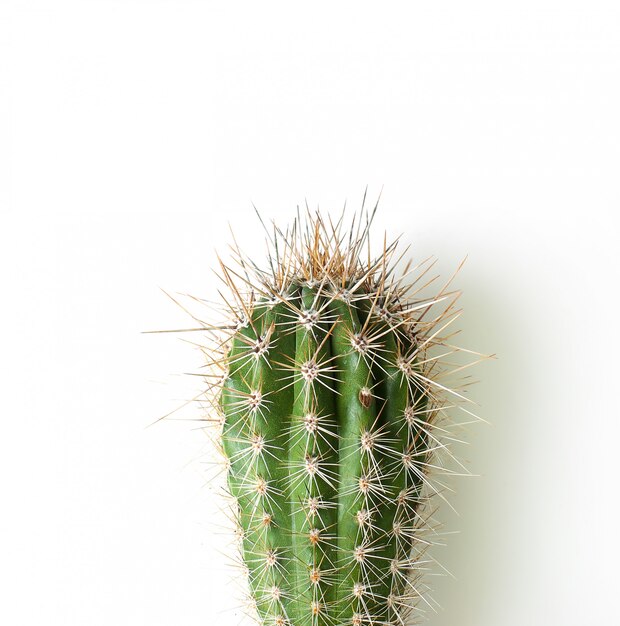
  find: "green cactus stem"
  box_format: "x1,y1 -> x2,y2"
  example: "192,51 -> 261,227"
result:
195,205 -> 483,626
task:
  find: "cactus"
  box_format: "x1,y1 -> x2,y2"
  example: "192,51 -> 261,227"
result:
188,204 -> 483,626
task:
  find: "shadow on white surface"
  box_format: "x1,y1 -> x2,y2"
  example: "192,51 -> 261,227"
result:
424,269 -> 525,626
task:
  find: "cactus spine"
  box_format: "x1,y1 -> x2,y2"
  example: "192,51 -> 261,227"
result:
195,206 -> 481,626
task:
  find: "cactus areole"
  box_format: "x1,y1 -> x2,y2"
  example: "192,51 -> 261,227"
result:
195,205 -> 478,626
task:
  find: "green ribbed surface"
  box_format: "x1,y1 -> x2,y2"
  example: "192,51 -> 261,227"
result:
221,286 -> 429,626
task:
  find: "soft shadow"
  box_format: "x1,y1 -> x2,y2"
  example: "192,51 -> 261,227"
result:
421,267 -> 528,626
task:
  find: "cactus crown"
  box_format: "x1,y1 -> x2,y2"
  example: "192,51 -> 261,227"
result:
192,204 -> 482,626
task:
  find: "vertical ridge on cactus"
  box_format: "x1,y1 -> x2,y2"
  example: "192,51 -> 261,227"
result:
177,202 -> 486,626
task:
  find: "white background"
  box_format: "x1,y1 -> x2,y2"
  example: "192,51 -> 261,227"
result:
2,1 -> 619,625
